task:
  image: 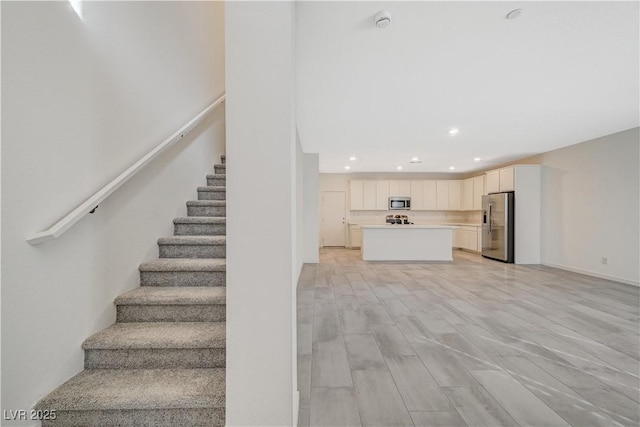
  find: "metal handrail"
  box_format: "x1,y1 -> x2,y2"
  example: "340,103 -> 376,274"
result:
26,93 -> 226,245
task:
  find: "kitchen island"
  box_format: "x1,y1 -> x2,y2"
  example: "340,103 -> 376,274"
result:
361,225 -> 459,261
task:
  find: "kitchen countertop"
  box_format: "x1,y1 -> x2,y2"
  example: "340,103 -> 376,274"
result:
350,222 -> 480,227
361,224 -> 459,229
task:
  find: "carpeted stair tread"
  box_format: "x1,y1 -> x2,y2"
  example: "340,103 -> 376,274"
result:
173,217 -> 226,224
35,368 -> 225,411
186,200 -> 226,207
82,322 -> 225,350
115,287 -> 225,306
139,258 -> 225,272
206,174 -> 225,180
158,236 -> 226,246
197,186 -> 225,192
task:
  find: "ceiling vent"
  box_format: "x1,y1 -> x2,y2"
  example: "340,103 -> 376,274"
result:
374,11 -> 392,28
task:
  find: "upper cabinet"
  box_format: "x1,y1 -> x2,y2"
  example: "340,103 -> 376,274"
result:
362,180 -> 377,210
473,175 -> 485,210
436,181 -> 449,210
350,179 -> 392,210
435,180 -> 461,210
350,177 -> 473,211
376,180 -> 390,210
410,181 -> 425,210
447,180 -> 462,210
462,178 -> 474,211
485,166 -> 514,193
350,180 -> 364,210
389,180 -> 411,197
499,167 -> 515,192
486,170 -> 500,194
423,181 -> 437,210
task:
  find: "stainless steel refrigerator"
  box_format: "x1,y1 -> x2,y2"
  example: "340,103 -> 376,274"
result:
481,192 -> 514,263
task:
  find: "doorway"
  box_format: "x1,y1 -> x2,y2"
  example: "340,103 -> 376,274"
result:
322,191 -> 346,247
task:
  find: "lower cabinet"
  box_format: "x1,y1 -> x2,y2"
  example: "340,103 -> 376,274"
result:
349,224 -> 362,248
453,226 -> 480,252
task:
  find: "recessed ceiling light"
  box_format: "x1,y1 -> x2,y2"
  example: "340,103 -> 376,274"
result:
473,157 -> 482,162
349,156 -> 357,161
396,166 -> 403,170
411,156 -> 419,162
506,9 -> 522,20
449,128 -> 459,135
344,166 -> 351,170
449,166 -> 456,170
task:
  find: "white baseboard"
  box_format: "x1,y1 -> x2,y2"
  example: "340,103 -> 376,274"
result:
293,390 -> 300,426
541,261 -> 639,287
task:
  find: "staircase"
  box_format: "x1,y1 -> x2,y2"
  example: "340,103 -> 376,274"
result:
36,157 -> 227,426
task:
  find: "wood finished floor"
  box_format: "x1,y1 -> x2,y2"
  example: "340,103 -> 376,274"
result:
297,248 -> 640,427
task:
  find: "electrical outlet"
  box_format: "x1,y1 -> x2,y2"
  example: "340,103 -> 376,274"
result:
601,257 -> 608,265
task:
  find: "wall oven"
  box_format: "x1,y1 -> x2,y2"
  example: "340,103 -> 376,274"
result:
389,197 -> 411,210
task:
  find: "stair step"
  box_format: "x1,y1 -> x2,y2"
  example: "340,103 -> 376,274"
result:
83,322 -> 225,369
35,368 -> 225,426
158,236 -> 226,259
214,164 -> 225,174
139,259 -> 225,287
173,217 -> 226,236
187,200 -> 225,217
197,186 -> 226,201
116,287 -> 226,322
207,174 -> 226,186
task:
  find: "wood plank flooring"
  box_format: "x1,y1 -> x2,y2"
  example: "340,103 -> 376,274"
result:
297,248 -> 639,427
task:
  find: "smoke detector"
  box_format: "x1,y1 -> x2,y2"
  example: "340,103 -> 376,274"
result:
374,11 -> 392,28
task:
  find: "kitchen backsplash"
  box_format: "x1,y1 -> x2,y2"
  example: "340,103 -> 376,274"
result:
348,210 -> 481,225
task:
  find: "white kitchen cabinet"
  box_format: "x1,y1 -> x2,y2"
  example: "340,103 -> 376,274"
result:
410,180 -> 437,211
462,178 -> 474,211
436,180 -> 462,210
454,226 -> 479,252
436,181 -> 449,210
410,181 -> 425,210
486,167 -> 515,193
350,180 -> 364,210
363,180 -> 377,210
499,167 -> 515,192
376,180 -> 389,210
473,175 -> 485,210
349,224 -> 362,248
423,180 -> 437,210
453,228 -> 462,249
486,170 -> 500,194
389,180 -> 411,197
448,180 -> 462,210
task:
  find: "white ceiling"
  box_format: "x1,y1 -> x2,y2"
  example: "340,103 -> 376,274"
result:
295,1 -> 639,173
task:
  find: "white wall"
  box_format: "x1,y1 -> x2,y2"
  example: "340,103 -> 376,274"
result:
303,154 -> 320,262
296,132 -> 305,275
225,2 -> 297,425
533,128 -> 639,285
1,1 -> 225,422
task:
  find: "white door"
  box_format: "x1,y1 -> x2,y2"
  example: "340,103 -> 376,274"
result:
322,191 -> 346,247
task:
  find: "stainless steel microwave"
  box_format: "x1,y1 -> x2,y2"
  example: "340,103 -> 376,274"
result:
389,197 -> 411,210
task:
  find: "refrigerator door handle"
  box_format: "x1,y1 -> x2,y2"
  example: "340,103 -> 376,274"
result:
488,204 -> 492,233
